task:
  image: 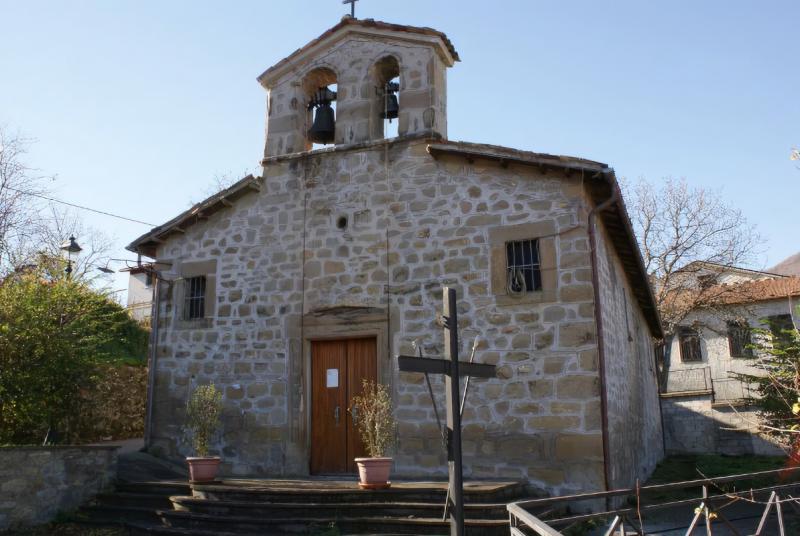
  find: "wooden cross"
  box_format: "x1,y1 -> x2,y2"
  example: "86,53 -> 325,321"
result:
342,0 -> 358,18
397,287 -> 496,536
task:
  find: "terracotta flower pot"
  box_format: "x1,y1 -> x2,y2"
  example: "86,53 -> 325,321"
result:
186,456 -> 221,483
355,457 -> 392,489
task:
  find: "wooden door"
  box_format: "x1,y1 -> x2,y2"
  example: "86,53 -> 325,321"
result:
310,337 -> 377,474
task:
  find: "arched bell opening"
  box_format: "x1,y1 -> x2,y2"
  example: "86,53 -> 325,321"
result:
370,56 -> 400,140
303,67 -> 338,150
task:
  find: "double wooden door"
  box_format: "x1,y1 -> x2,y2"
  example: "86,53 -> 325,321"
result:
310,337 -> 377,474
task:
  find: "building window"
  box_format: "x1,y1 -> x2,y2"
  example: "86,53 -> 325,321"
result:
145,272 -> 153,287
678,327 -> 702,362
768,314 -> 795,348
183,276 -> 206,320
506,239 -> 542,293
727,320 -> 753,358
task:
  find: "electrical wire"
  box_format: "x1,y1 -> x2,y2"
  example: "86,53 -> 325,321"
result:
4,186 -> 157,226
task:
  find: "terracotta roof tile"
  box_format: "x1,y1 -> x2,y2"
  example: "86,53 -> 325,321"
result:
703,276 -> 800,305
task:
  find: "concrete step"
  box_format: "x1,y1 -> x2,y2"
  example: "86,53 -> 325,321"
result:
156,509 -> 509,536
170,495 -> 509,520
191,480 -> 524,505
95,491 -> 176,509
117,481 -> 192,496
128,523 -> 427,536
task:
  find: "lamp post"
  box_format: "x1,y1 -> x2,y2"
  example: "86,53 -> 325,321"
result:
59,235 -> 82,278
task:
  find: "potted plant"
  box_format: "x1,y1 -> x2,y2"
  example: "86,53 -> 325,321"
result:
350,379 -> 396,489
185,383 -> 223,483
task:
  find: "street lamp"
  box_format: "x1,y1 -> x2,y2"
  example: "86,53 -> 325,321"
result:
59,235 -> 82,277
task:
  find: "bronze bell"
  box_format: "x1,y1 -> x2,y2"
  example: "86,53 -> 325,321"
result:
308,102 -> 335,144
381,81 -> 400,121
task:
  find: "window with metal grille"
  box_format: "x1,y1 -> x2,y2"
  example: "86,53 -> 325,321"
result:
506,239 -> 542,293
183,276 -> 206,320
678,327 -> 702,362
727,320 -> 753,358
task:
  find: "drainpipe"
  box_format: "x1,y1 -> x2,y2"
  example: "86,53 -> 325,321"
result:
587,182 -> 619,494
143,271 -> 161,451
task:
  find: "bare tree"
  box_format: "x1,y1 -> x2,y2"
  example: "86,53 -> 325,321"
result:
29,207 -> 115,285
0,125 -> 114,285
626,177 -> 763,332
0,126 -> 50,275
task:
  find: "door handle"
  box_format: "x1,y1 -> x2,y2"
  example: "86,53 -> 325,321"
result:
334,406 -> 340,425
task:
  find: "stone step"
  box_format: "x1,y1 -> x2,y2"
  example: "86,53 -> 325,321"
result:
77,504 -> 163,524
155,509 -> 509,536
191,480 -> 524,505
95,491 -> 176,509
128,523 -> 425,536
170,495 -> 509,520
117,481 -> 193,496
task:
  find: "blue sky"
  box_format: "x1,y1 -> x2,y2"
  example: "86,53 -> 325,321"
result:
1,0 -> 797,293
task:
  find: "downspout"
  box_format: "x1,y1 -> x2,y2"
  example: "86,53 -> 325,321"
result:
143,269 -> 161,451
587,182 -> 619,494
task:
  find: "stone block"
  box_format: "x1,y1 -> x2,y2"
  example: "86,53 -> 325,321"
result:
554,434 -> 604,461
557,375 -> 600,399
558,322 -> 596,347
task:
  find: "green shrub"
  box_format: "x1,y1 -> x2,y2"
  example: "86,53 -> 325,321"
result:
186,384 -> 223,457
0,273 -> 149,444
350,380 -> 395,458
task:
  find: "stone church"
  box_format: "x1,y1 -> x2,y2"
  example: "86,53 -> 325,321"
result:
129,17 -> 664,495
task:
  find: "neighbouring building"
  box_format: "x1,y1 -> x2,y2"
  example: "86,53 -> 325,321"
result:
128,16 -> 664,495
121,263 -> 155,322
660,262 -> 799,455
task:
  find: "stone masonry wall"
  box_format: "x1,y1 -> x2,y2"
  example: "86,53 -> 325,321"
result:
148,137 -> 657,495
0,446 -> 117,530
661,394 -> 783,456
594,216 -> 664,489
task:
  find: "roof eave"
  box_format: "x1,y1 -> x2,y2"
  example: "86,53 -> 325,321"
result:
257,19 -> 459,89
127,174 -> 262,258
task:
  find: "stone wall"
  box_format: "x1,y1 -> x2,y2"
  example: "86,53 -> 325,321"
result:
147,137 -> 659,495
0,446 -> 117,530
661,394 -> 783,456
594,216 -> 664,489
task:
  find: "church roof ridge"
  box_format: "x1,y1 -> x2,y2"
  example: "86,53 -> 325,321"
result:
256,17 -> 460,87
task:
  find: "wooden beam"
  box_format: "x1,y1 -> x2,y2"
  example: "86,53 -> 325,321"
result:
220,197 -> 233,207
397,356 -> 496,378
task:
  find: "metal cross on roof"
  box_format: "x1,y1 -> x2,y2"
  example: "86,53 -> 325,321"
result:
342,0 -> 359,18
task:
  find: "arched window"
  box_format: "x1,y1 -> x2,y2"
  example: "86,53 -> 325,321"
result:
371,56 -> 400,140
303,67 -> 338,150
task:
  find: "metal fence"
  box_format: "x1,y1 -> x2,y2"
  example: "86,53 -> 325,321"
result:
508,466 -> 800,535
662,366 -> 712,393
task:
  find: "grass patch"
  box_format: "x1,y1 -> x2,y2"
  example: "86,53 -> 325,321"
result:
641,454 -> 790,502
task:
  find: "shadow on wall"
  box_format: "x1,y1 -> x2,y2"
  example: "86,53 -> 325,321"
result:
660,393 -> 785,456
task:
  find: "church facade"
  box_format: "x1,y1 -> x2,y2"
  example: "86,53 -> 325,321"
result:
129,17 -> 664,495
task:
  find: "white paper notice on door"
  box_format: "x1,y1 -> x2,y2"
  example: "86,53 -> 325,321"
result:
326,368 -> 339,388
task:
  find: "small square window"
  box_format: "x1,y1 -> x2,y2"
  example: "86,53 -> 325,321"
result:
506,239 -> 542,293
678,327 -> 702,362
184,276 -> 206,320
727,320 -> 753,358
